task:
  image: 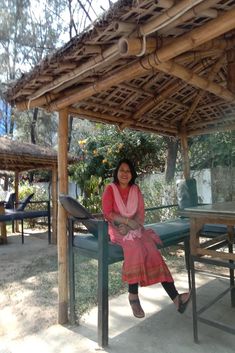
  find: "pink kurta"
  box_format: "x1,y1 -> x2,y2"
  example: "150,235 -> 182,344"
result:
102,183 -> 173,286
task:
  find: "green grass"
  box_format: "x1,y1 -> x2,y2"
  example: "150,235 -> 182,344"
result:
74,255 -> 126,317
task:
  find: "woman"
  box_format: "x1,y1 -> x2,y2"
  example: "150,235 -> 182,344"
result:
102,158 -> 191,318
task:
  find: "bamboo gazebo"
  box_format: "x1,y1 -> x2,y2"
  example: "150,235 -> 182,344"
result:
4,0 -> 235,324
0,136 -> 77,244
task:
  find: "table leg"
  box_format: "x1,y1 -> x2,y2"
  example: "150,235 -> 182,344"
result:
190,255 -> 199,343
0,221 -> 7,244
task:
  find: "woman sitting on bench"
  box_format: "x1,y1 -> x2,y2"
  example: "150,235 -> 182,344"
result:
102,158 -> 191,318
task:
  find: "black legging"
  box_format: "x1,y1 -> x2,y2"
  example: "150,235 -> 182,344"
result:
128,282 -> 179,301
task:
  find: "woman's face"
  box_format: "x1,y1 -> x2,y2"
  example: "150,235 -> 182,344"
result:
117,162 -> 132,187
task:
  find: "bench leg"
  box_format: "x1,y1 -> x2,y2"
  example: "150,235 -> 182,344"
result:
21,220 -> 24,244
184,237 -> 191,289
98,221 -> 109,348
68,219 -> 76,324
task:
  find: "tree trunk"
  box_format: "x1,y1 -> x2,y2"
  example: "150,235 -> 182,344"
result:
29,108 -> 38,182
164,137 -> 178,183
68,115 -> 73,151
30,108 -> 38,144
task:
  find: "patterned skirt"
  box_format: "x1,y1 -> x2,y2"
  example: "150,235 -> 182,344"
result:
119,228 -> 173,286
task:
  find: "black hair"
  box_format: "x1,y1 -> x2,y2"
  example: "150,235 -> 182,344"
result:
113,158 -> 137,185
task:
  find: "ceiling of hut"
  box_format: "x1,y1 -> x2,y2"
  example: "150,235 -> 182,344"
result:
0,137 -> 76,172
4,0 -> 235,137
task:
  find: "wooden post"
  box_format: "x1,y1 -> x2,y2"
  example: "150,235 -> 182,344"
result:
180,132 -> 190,179
57,108 -> 69,324
51,166 -> 58,244
15,171 -> 19,233
0,201 -> 7,243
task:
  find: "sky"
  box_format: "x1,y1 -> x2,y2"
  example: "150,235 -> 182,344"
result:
28,0 -> 119,44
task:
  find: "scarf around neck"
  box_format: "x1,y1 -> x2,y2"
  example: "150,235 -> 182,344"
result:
110,183 -> 138,217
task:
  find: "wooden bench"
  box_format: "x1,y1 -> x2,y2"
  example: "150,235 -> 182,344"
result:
59,195 -> 191,347
60,195 -> 231,347
0,200 -> 51,244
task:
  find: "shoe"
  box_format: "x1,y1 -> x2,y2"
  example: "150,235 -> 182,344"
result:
129,298 -> 145,318
177,292 -> 191,314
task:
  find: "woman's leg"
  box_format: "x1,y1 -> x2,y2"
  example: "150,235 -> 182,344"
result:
161,281 -> 179,301
128,283 -> 138,294
128,283 -> 145,318
162,281 -> 191,313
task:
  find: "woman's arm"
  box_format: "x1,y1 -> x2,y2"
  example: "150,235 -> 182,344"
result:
102,184 -> 130,227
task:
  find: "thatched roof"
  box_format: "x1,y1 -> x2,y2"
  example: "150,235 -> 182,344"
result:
4,0 -> 235,137
0,137 -> 77,172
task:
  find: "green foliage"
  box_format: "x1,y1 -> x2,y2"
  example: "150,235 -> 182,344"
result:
18,180 -> 49,227
70,124 -> 167,210
188,131 -> 234,170
19,180 -> 48,203
139,177 -> 178,222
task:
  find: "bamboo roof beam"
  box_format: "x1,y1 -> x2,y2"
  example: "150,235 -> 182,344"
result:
158,0 -> 221,35
80,101 -> 131,116
181,55 -> 226,125
193,37 -> 235,52
15,8 -> 235,111
130,80 -> 184,122
227,48 -> 235,93
138,0 -> 206,36
132,56 -> 211,124
69,106 -> 177,136
14,43 -> 121,105
130,59 -> 210,122
157,59 -> 234,102
188,123 -> 235,136
69,107 -> 128,124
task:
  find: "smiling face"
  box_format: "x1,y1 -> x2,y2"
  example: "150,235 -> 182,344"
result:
117,162 -> 132,188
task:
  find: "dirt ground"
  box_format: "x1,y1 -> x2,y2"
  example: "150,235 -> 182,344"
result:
0,230 -> 58,342
0,229 -> 229,345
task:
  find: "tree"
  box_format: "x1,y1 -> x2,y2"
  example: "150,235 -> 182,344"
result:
70,123 -> 167,197
164,136 -> 179,183
189,132 -> 234,170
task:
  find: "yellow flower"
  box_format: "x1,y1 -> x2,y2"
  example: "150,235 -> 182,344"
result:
78,139 -> 87,146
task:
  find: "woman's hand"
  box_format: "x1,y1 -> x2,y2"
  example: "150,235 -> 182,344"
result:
118,224 -> 129,235
126,218 -> 139,230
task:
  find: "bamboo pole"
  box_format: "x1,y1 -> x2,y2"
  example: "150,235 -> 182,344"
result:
182,55 -> 225,124
51,166 -> 58,244
118,37 -> 158,57
158,0 -> 221,34
157,59 -> 234,102
16,43 -> 121,110
180,132 -> 190,179
139,0 -> 205,36
57,108 -> 69,324
15,171 -> 19,233
227,49 -> 235,93
69,107 -> 177,135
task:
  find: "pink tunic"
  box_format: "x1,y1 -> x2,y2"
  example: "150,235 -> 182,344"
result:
102,183 -> 173,286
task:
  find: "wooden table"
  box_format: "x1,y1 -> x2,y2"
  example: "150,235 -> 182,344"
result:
180,202 -> 235,342
0,201 -> 7,244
